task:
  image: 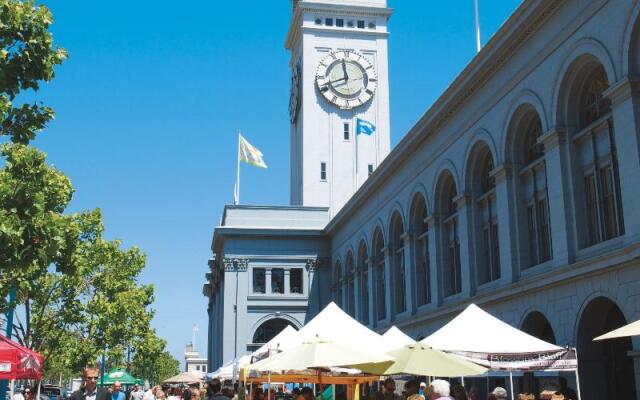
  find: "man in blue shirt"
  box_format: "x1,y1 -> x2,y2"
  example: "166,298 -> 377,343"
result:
111,382 -> 125,400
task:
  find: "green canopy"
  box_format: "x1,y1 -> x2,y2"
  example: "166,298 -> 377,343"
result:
99,369 -> 142,386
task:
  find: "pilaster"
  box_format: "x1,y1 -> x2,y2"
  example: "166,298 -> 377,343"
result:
401,232 -> 415,315
491,164 -> 518,283
382,246 -> 393,323
604,77 -> 640,242
539,127 -> 573,266
453,193 -> 473,297
425,214 -> 441,306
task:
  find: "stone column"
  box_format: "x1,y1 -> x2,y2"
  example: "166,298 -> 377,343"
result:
539,128 -> 573,266
367,256 -> 376,327
401,232 -> 415,315
453,193 -> 474,298
491,164 -> 518,283
354,261 -> 362,321
265,268 -> 273,295
605,78 -> 640,243
284,269 -> 291,295
425,214 -> 441,306
383,246 -> 393,322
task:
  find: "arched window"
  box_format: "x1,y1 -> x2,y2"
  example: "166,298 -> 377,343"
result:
357,241 -> 370,325
521,113 -> 552,267
437,173 -> 461,297
345,252 -> 355,317
410,194 -> 430,306
372,228 -> 386,321
252,318 -> 297,345
389,212 -> 406,314
470,147 -> 500,284
333,261 -> 342,307
571,65 -> 624,247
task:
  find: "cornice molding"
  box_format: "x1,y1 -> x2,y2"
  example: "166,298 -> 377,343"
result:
325,0 -> 566,235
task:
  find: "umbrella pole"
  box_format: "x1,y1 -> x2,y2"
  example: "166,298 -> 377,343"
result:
268,372 -> 271,400
574,348 -> 582,400
461,376 -> 465,386
509,372 -> 514,400
37,380 -> 41,400
10,379 -> 14,399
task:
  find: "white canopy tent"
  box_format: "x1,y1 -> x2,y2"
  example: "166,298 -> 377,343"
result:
421,304 -> 579,400
208,354 -> 252,380
273,302 -> 387,352
253,325 -> 299,358
594,319 -> 640,341
382,326 -> 416,351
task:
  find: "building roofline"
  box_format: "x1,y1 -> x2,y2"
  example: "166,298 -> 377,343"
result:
220,204 -> 329,226
325,0 -> 562,234
286,2 -> 393,49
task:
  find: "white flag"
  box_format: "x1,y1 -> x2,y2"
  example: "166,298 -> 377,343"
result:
239,134 -> 268,168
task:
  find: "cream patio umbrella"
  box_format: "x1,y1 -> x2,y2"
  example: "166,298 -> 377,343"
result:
594,319 -> 640,341
248,336 -> 393,372
162,372 -> 203,384
347,343 -> 487,377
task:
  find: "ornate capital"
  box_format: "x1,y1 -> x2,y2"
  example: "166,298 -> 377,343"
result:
425,213 -> 439,229
604,76 -> 640,107
207,257 -> 218,272
538,127 -> 566,150
490,164 -> 513,184
305,257 -> 324,272
222,258 -> 249,272
453,192 -> 471,208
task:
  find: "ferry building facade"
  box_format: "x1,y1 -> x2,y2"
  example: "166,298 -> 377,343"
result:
203,1 -> 640,398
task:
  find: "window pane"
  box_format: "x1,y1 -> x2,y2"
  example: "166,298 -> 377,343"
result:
537,198 -> 551,262
336,18 -> 344,27
491,223 -> 500,281
361,269 -> 369,324
357,20 -> 365,28
376,258 -> 386,320
272,268 -> 284,294
584,174 -> 599,245
253,268 -> 265,294
527,205 -> 538,267
290,268 -> 303,294
600,166 -> 619,240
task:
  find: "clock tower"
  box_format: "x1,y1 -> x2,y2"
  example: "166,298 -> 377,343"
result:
286,0 -> 392,216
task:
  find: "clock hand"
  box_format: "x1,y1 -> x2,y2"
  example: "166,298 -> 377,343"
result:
342,60 -> 349,81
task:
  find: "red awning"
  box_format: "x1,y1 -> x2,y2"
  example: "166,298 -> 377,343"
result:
0,335 -> 43,380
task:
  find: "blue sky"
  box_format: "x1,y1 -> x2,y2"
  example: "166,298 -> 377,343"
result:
31,0 -> 522,365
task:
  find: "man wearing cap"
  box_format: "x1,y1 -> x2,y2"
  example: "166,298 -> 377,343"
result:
491,387 -> 508,400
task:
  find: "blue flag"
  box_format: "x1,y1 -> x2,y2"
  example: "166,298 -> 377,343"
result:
356,118 -> 376,136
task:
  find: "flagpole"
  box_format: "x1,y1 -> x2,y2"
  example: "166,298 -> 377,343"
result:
235,132 -> 241,205
474,0 -> 482,53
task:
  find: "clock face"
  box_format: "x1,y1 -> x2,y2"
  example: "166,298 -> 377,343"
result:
289,63 -> 302,123
315,50 -> 377,110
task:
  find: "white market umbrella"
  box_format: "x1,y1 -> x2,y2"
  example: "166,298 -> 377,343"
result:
594,319 -> 640,341
248,336 -> 393,372
349,343 -> 487,377
163,372 -> 203,384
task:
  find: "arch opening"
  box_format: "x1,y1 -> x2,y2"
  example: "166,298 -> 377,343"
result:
372,227 -> 387,321
410,194 -> 431,307
357,240 -> 370,325
577,297 -> 636,400
251,318 -> 299,349
435,172 -> 461,297
389,212 -> 406,314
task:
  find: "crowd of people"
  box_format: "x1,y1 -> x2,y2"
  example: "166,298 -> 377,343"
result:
56,367 -> 577,400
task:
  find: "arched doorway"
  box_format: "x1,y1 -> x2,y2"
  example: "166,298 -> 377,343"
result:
577,297 -> 636,400
520,311 -> 557,395
249,318 -> 298,352
521,311 -> 556,344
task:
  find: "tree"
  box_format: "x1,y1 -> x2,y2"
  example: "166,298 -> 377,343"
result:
130,332 -> 180,384
0,0 -> 174,380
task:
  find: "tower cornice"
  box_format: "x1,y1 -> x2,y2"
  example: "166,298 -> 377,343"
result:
285,2 -> 393,49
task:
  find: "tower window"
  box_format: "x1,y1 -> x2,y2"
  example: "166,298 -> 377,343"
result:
321,162 -> 327,181
315,18 -> 322,25
343,123 -> 350,140
368,164 -> 374,176
347,20 -> 355,28
357,20 -> 365,29
368,22 -> 376,29
336,19 -> 344,27
325,18 -> 334,27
